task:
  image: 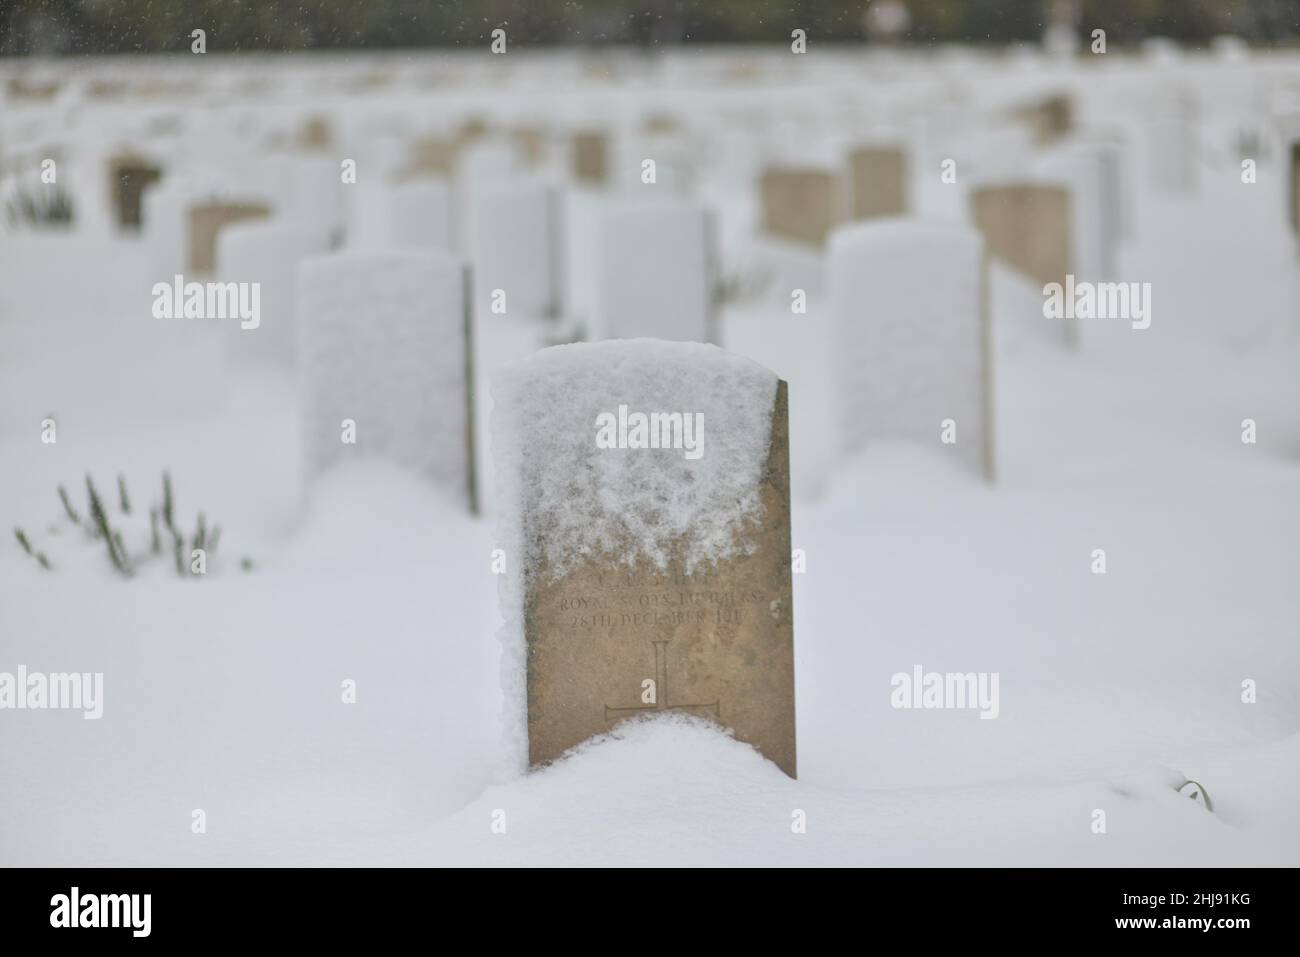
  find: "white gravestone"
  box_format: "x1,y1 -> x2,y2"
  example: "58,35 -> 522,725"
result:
297,250 -> 476,510
827,219 -> 994,480
591,201 -> 716,343
216,218 -> 329,367
280,153 -> 343,248
1146,89 -> 1198,194
1036,145 -> 1109,282
390,179 -> 453,251
471,181 -> 564,320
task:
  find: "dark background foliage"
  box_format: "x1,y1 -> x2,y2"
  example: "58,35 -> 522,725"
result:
1,0 -> 1297,55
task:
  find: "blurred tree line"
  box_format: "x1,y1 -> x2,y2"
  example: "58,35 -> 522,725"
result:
2,0 -> 1296,55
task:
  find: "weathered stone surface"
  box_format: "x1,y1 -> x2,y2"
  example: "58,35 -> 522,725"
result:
523,383 -> 797,777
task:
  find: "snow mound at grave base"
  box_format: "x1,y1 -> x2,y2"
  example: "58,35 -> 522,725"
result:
409,720 -> 1297,867
548,711 -> 775,775
491,338 -> 779,773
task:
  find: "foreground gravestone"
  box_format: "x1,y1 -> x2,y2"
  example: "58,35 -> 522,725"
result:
592,201 -> 716,342
760,166 -> 841,247
847,146 -> 907,220
107,153 -> 162,230
188,202 -> 271,273
297,250 -> 476,511
828,220 -> 994,480
969,183 -> 1075,346
493,340 -> 796,777
472,181 -> 563,319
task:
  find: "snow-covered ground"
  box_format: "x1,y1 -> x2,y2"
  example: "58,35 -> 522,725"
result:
1,48 -> 1298,866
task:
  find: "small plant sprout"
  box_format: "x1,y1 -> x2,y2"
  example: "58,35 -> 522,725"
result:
86,474 -> 132,576
162,470 -> 176,534
28,471 -> 236,579
192,512 -> 207,553
15,528 -> 53,570
112,531 -> 131,573
58,484 -> 81,524
85,474 -> 106,538
3,182 -> 73,227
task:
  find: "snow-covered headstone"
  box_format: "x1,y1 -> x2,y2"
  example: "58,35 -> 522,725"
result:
493,339 -> 796,777
969,183 -> 1075,345
216,218 -> 329,367
344,133 -> 408,249
278,153 -> 343,248
471,181 -> 563,319
1013,93 -> 1072,145
187,202 -> 270,274
1080,132 -> 1131,248
1036,145 -> 1111,280
295,115 -> 332,151
405,135 -> 460,179
142,178 -> 190,277
591,201 -> 715,342
828,220 -> 994,479
297,250 -> 476,511
847,145 -> 907,219
1146,88 -> 1198,193
106,152 -> 162,230
455,141 -> 523,258
760,166 -> 841,247
390,178 -> 453,251
572,130 -> 609,185
510,126 -> 548,167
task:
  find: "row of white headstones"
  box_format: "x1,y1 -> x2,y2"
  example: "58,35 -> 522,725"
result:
286,187 -> 1065,509
115,95 -> 1203,514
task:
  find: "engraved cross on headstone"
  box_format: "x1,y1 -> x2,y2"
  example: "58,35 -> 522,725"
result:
604,639 -> 720,723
